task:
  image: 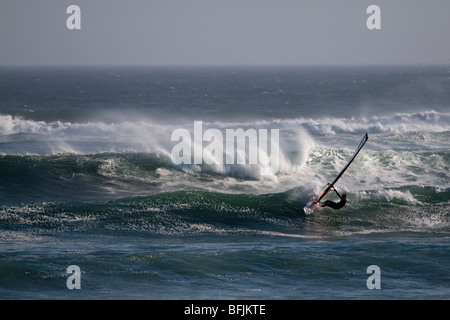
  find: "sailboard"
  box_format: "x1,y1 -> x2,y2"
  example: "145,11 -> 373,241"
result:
304,133 -> 369,215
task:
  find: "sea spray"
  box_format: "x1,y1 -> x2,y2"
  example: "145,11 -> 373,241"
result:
170,120 -> 280,178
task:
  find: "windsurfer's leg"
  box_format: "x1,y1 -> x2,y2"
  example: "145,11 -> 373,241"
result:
321,200 -> 332,207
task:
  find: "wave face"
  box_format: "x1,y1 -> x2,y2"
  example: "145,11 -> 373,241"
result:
1,66 -> 449,240
1,187 -> 449,241
1,109 -> 449,240
1,110 -> 449,200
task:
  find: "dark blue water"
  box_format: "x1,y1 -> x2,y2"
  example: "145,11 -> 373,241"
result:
1,66 -> 449,299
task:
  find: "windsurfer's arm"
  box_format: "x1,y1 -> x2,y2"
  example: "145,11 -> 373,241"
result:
334,188 -> 342,199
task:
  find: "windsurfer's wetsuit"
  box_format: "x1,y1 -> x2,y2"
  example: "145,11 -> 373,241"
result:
321,189 -> 346,209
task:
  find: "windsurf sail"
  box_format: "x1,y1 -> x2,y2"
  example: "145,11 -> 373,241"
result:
304,133 -> 368,215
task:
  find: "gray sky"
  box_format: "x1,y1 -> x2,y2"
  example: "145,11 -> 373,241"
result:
1,0 -> 449,66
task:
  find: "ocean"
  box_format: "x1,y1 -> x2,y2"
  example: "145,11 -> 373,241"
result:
0,65 -> 449,300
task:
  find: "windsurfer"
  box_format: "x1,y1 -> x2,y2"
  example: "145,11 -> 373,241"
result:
320,187 -> 347,209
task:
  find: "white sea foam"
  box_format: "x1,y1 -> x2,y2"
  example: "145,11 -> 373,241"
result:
1,110 -> 449,193
368,189 -> 421,204
289,110 -> 450,135
1,109 -> 448,152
